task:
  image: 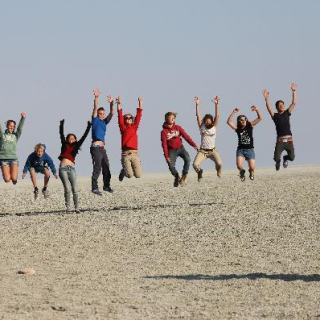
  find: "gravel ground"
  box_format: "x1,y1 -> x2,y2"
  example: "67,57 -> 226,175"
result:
0,165 -> 319,320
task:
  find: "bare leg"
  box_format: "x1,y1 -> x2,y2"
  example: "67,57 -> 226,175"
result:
1,166 -> 11,183
10,164 -> 18,184
236,156 -> 244,170
43,169 -> 50,188
248,159 -> 255,171
29,169 -> 38,188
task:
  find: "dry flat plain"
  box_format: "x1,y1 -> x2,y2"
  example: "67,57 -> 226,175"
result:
0,165 -> 319,320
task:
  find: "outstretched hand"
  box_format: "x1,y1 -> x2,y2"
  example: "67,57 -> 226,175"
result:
212,96 -> 220,105
251,106 -> 258,112
93,88 -> 100,98
233,108 -> 240,113
115,96 -> 121,105
22,172 -> 26,179
194,96 -> 200,105
107,95 -> 113,104
290,83 -> 297,91
262,89 -> 269,100
138,96 -> 143,102
54,174 -> 59,179
21,112 -> 26,118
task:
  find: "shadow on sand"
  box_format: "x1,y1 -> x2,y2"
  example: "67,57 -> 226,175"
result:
145,273 -> 320,282
0,202 -> 224,217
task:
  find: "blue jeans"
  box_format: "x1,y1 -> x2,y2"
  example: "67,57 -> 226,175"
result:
236,148 -> 255,160
168,147 -> 191,177
59,164 -> 78,209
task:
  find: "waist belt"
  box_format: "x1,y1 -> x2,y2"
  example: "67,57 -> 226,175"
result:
277,137 -> 293,143
201,148 -> 215,152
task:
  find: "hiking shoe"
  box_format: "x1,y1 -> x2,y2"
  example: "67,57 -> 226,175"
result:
174,174 -> 180,187
275,161 -> 281,171
249,169 -> 254,180
34,189 -> 39,200
179,174 -> 187,186
42,188 -> 50,199
239,169 -> 246,182
92,189 -> 102,196
119,169 -> 125,182
197,169 -> 203,182
103,186 -> 114,193
283,157 -> 289,169
217,168 -> 222,178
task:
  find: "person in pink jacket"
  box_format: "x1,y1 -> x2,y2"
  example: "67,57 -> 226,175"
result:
161,112 -> 198,187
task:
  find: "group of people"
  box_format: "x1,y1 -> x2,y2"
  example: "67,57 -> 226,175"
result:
0,84 -> 297,212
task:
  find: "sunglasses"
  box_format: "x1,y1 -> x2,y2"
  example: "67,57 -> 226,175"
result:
239,118 -> 247,122
125,117 -> 133,120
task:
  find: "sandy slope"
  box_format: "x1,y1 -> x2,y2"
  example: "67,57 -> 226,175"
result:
0,166 -> 319,319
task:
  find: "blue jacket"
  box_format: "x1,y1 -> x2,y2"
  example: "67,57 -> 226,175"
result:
23,151 -> 57,174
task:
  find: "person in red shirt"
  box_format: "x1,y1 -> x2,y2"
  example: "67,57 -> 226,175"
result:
117,96 -> 143,182
58,119 -> 91,213
161,112 -> 199,187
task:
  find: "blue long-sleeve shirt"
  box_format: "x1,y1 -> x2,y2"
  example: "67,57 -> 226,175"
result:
23,152 -> 57,175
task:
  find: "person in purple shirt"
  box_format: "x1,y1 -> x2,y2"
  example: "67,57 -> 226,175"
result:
90,88 -> 114,195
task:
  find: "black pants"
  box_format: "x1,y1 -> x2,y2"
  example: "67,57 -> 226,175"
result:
274,140 -> 295,163
90,146 -> 111,190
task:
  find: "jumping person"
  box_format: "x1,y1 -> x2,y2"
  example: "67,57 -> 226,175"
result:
117,96 -> 143,182
227,106 -> 262,181
91,88 -> 114,195
262,83 -> 297,171
58,119 -> 91,213
161,112 -> 199,187
0,111 -> 26,184
22,143 -> 58,199
193,96 -> 222,181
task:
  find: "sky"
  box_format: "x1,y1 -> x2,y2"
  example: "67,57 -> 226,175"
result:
0,0 -> 319,176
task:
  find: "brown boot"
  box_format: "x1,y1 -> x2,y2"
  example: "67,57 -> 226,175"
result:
179,174 -> 187,186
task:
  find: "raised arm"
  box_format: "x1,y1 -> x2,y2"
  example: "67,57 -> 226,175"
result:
288,83 -> 297,114
105,95 -> 114,124
262,89 -> 274,118
134,96 -> 143,128
0,112 -> 3,135
212,96 -> 220,127
116,96 -> 125,128
227,108 -> 238,131
59,119 -> 66,143
195,96 -> 202,127
250,106 -> 262,126
16,112 -> 26,140
92,88 -> 100,117
77,121 -> 92,147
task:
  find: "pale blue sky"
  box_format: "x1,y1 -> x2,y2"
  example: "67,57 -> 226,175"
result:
1,0 -> 319,175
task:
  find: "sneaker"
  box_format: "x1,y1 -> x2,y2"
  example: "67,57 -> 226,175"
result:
34,188 -> 39,200
249,169 -> 254,180
239,169 -> 246,182
75,208 -> 81,214
283,157 -> 289,169
12,180 -> 17,185
217,168 -> 222,178
103,186 -> 114,193
65,207 -> 71,214
119,169 -> 125,182
197,169 -> 203,182
92,189 -> 103,196
42,188 -> 50,199
179,174 -> 187,186
174,174 -> 180,187
275,161 -> 281,171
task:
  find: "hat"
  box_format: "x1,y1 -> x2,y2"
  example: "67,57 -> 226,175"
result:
165,112 -> 177,119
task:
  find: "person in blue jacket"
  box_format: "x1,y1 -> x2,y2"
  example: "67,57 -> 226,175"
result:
22,143 -> 58,199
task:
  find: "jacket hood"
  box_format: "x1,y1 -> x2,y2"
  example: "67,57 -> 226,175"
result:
162,122 -> 176,129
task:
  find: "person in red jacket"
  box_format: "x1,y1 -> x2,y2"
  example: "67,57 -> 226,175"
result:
117,96 -> 143,181
161,112 -> 199,187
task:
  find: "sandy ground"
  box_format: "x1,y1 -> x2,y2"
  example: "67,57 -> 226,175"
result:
0,165 -> 319,320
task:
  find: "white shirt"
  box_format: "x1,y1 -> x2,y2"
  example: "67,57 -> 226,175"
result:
200,124 -> 217,149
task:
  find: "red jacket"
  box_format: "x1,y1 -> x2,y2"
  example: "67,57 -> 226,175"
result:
161,122 -> 197,159
118,108 -> 142,150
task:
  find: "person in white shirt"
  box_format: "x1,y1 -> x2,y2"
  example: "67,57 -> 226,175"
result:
193,96 -> 222,182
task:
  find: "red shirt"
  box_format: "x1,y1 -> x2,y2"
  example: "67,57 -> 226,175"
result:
161,122 -> 197,159
118,108 -> 142,150
59,144 -> 76,163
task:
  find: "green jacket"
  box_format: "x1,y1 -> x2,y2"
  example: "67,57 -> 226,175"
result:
0,117 -> 25,160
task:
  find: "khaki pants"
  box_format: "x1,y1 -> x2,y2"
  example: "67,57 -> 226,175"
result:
193,149 -> 222,172
121,151 -> 142,178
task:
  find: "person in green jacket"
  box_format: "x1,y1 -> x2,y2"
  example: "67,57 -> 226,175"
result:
0,111 -> 26,184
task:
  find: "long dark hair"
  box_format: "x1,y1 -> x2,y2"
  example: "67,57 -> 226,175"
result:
66,133 -> 78,144
236,115 -> 248,129
6,120 -> 16,128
